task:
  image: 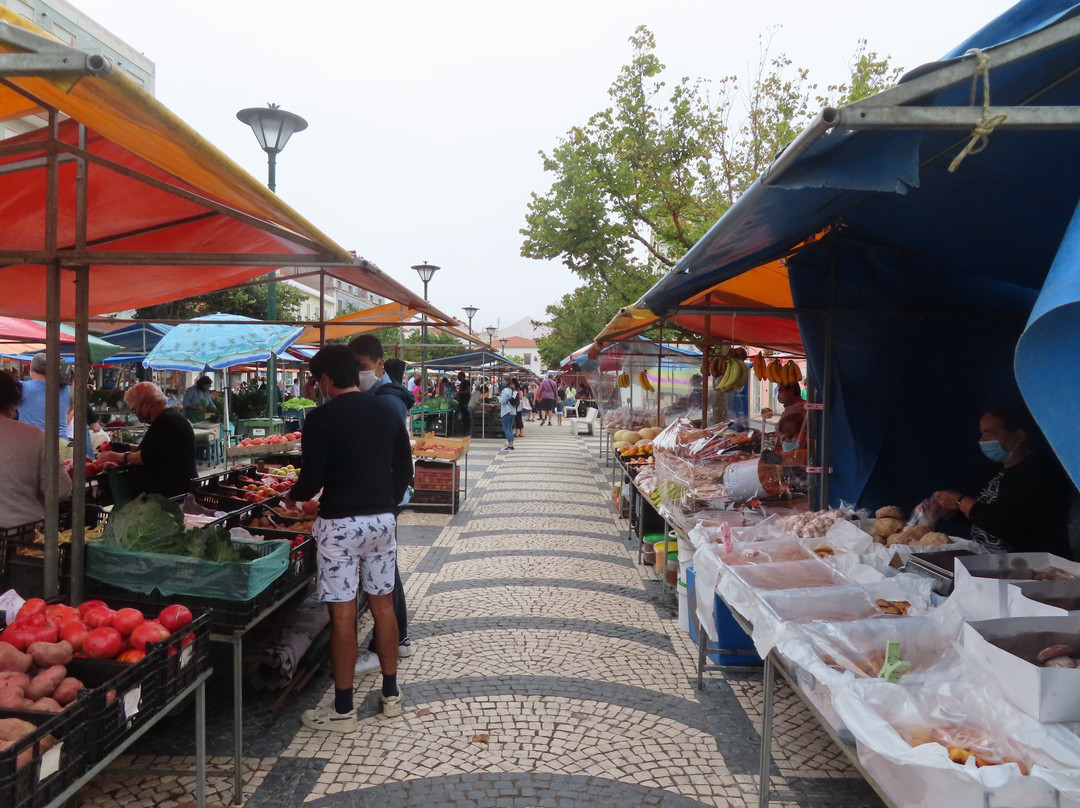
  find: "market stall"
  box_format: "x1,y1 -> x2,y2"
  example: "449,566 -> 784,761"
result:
604,3 -> 1080,807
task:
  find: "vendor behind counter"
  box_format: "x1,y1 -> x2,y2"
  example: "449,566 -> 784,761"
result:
97,381 -> 195,500
932,403 -> 1076,558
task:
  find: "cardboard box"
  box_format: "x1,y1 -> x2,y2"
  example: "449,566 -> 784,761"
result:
963,616 -> 1080,722
953,553 -> 1080,619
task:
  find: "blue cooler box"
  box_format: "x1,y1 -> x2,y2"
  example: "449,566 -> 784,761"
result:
686,566 -> 763,667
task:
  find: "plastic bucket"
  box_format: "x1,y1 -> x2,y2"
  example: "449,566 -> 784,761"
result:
665,551 -> 679,586
653,539 -> 676,572
723,457 -> 775,502
677,580 -> 689,631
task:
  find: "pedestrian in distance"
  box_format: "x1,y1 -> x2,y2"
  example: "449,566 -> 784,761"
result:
287,344 -> 413,733
498,379 -> 517,452
537,371 -> 559,426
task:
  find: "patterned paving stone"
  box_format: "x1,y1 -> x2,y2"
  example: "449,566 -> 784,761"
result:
409,616 -> 675,653
437,554 -> 641,586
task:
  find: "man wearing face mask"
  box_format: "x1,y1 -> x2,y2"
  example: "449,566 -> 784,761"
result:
97,381 -> 195,498
933,403 -> 1074,556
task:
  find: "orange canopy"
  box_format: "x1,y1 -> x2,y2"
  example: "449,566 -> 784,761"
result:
0,10 -> 444,321
595,259 -> 803,353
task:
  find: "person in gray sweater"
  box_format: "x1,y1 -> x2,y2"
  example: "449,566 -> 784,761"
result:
0,370 -> 71,528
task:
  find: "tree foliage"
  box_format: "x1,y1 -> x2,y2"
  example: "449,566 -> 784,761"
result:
523,28 -> 901,366
133,276 -> 304,321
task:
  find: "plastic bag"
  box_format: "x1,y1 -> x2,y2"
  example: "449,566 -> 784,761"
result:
832,674 -> 1080,808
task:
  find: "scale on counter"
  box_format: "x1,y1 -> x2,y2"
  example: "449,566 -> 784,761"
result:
904,549 -> 977,596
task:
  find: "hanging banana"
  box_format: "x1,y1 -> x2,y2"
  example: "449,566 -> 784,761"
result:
638,371 -> 655,392
753,353 -> 766,381
616,372 -> 630,388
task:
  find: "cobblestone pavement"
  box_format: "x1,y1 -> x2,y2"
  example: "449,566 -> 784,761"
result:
78,425 -> 883,807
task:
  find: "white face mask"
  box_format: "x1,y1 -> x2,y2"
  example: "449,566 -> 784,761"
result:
357,370 -> 378,392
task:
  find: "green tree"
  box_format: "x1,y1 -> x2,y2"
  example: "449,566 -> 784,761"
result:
400,329 -> 461,363
134,275 -> 304,321
523,27 -> 900,350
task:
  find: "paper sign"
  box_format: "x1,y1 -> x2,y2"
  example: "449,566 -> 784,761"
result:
721,523 -> 733,553
122,685 -> 142,719
0,589 -> 25,626
252,428 -> 266,436
38,743 -> 61,781
180,645 -> 193,669
878,640 -> 912,683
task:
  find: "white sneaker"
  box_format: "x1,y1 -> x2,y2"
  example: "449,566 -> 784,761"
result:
354,649 -> 380,674
398,638 -> 413,658
301,703 -> 358,733
380,688 -> 403,718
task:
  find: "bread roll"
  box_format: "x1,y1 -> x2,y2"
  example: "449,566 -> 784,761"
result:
876,505 -> 904,520
875,517 -> 903,538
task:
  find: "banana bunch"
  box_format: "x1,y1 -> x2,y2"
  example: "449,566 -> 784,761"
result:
714,356 -> 749,392
616,372 -> 631,388
753,353 -> 767,380
637,371 -> 655,392
650,480 -> 685,508
763,359 -> 803,384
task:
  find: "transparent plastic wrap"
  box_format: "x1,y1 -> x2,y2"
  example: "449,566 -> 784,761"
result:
741,577 -> 935,656
773,505 -> 862,539
832,675 -> 1080,808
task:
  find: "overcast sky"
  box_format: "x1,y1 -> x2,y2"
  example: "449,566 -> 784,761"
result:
71,0 -> 1016,331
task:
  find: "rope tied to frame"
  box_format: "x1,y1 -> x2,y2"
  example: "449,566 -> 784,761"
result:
948,48 -> 1008,173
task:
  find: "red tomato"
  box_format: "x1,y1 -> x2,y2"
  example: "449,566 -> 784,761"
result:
83,607 -> 116,628
84,627 -> 123,659
77,600 -> 109,618
56,610 -> 84,627
116,648 -> 146,663
0,626 -> 34,651
130,621 -> 170,651
27,622 -> 59,644
16,598 -> 46,620
112,608 -> 145,637
158,604 -> 194,634
60,621 -> 89,653
180,632 -> 196,648
45,604 -> 78,622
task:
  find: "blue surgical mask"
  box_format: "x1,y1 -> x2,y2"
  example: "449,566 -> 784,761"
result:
980,440 -> 1012,463
781,440 -> 799,452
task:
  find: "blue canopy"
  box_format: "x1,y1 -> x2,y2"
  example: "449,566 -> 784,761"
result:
143,313 -> 303,372
98,322 -> 173,356
636,0 -> 1080,509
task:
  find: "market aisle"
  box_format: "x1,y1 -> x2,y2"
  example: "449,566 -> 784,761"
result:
80,425 -> 882,808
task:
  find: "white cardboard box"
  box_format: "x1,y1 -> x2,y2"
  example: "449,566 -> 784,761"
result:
953,553 -> 1080,619
963,616 -> 1080,722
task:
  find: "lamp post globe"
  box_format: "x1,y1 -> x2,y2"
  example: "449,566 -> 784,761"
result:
485,326 -> 497,348
412,262 -> 441,415
463,306 -> 478,337
237,103 -> 307,429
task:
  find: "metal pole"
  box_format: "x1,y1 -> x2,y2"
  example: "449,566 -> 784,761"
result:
70,123 -> 89,603
43,108 -> 60,599
265,151 -> 278,431
420,278 -> 429,432
701,316 -> 711,428
819,249 -> 837,509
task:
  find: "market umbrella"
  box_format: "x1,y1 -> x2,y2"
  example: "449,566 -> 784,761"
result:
3,325 -> 123,365
143,313 -> 304,436
142,313 -> 303,372
0,317 -> 76,343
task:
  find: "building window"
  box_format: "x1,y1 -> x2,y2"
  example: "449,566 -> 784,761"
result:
523,353 -> 531,364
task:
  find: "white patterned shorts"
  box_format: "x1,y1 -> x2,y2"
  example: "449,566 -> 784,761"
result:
312,513 -> 397,601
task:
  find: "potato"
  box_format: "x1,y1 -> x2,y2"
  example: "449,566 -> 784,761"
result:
874,517 -> 903,538
51,678 -> 82,707
0,672 -> 30,691
27,641 -> 73,669
25,665 -> 66,701
0,717 -> 37,744
30,697 -> 62,713
0,687 -> 25,709
0,642 -> 31,673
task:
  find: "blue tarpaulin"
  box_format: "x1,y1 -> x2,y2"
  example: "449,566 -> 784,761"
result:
636,0 -> 1080,509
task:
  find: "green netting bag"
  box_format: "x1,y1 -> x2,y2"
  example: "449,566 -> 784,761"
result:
86,538 -> 289,600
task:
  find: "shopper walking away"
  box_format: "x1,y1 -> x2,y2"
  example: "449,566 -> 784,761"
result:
348,336 -> 417,667
555,383 -> 566,426
498,380 -> 517,451
287,345 -> 413,733
456,371 -> 471,436
514,382 -> 525,437
537,371 -> 558,426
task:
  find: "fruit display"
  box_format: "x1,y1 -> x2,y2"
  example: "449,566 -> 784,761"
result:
245,503 -> 317,534
227,432 -> 302,458
637,371 -> 655,392
713,356 -> 749,393
602,408 -> 657,432
613,427 -> 663,457
753,355 -> 803,384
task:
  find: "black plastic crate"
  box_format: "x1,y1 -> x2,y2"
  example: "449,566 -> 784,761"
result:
0,698 -> 89,808
85,540 -> 293,631
0,507 -> 108,600
67,653 -> 164,766
152,610 -> 211,703
190,464 -> 255,492
187,490 -> 253,521
241,502 -> 313,536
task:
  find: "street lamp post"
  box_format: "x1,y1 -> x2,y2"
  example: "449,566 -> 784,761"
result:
412,262 -> 440,423
485,326 -> 497,348
463,306 -> 478,338
499,337 -> 508,354
237,103 -> 307,428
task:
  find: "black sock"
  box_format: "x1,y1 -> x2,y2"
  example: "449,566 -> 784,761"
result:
334,687 -> 353,715
382,674 -> 398,698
